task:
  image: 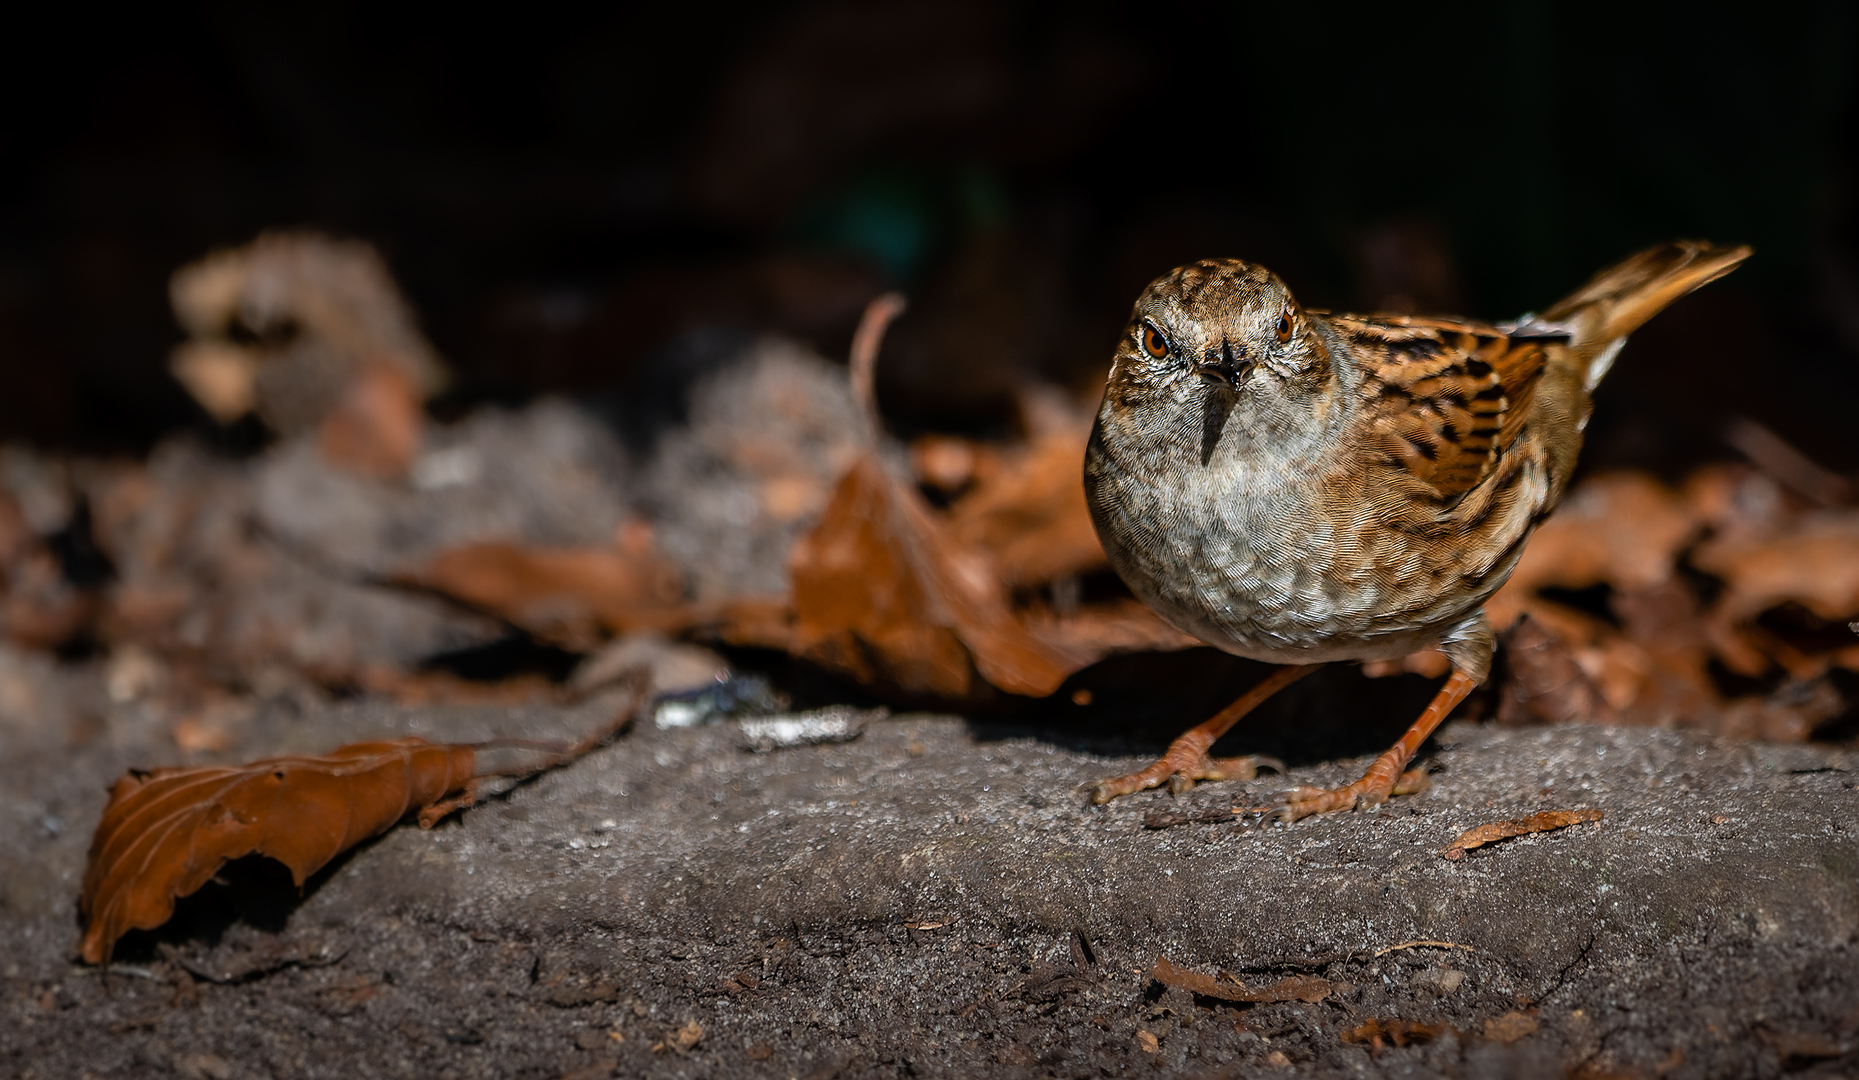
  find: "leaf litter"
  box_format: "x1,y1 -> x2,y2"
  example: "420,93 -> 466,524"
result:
0,231 -> 1850,994
0,232 -> 1847,743
79,675 -> 644,965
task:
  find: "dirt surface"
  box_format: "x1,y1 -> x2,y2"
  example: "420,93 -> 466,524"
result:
4,670 -> 1856,1080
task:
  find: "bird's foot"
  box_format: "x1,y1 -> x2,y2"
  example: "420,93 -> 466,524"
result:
1089,742 -> 1284,805
1274,763 -> 1430,823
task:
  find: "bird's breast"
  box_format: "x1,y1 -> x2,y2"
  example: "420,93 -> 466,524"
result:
1085,405 -> 1482,663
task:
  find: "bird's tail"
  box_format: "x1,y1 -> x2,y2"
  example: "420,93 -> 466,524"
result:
1538,240 -> 1751,391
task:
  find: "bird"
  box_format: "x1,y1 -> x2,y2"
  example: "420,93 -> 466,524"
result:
1082,240 -> 1750,821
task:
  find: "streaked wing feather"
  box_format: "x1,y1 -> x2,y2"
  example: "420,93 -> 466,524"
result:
1329,314 -> 1547,503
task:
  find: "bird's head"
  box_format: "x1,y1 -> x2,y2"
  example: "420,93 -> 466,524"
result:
1102,259 -> 1336,465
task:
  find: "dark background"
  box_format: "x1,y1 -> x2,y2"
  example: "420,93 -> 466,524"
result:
2,0 -> 1853,471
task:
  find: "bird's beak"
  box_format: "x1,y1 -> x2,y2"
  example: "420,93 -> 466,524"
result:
1193,340 -> 1250,387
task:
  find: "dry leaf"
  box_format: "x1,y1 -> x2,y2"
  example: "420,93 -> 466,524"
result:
316,366 -> 424,480
80,738 -> 478,964
1149,956 -> 1332,1003
1694,510 -> 1859,636
1440,809 -> 1603,860
1496,614 -> 1617,726
1021,598 -> 1198,660
1487,471 -> 1699,635
395,529 -> 687,648
786,456 -> 1079,699
1341,1018 -> 1450,1050
80,684 -> 641,966
724,291 -> 1081,700
943,396 -> 1106,588
1482,1011 -> 1541,1043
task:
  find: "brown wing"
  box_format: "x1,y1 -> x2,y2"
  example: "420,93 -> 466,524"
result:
1325,313 -> 1549,504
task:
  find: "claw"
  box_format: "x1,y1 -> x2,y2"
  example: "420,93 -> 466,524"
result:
1272,765 -> 1432,823
1085,666 -> 1318,807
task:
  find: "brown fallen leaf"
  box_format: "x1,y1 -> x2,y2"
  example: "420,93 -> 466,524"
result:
316,366 -> 424,480
1496,614 -> 1617,726
80,738 -> 478,965
724,294 -> 1081,700
1693,510 -> 1859,670
1150,956 -> 1332,1003
1341,1018 -> 1451,1051
1482,1010 -> 1541,1043
1439,809 -> 1603,860
80,682 -> 642,964
394,525 -> 687,649
943,389 -> 1107,589
1487,472 -> 1700,632
787,456 -> 1080,699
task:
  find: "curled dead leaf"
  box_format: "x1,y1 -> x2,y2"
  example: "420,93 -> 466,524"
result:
1440,809 -> 1603,860
943,410 -> 1107,588
1694,510 -> 1859,627
80,738 -> 479,965
787,457 -> 1080,699
1149,956 -> 1331,1003
80,682 -> 643,966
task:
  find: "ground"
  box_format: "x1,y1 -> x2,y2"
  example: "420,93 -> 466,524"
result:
4,673 -> 1856,1080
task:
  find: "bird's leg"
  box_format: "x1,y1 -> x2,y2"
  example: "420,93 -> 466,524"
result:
1274,670 -> 1475,821
1089,664 -> 1317,805
1276,612 -> 1492,822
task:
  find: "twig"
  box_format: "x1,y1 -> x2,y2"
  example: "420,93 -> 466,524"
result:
848,292 -> 907,443
426,672 -> 650,826
471,670 -> 648,779
72,964 -> 158,980
1373,940 -> 1473,957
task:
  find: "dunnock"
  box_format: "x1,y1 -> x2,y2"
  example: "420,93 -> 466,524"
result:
1084,241 -> 1749,820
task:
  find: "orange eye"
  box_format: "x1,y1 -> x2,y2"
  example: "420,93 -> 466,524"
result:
1275,310 -> 1293,343
1141,323 -> 1169,358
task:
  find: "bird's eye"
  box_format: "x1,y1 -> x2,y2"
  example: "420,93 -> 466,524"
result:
1141,323 -> 1169,358
1275,311 -> 1293,343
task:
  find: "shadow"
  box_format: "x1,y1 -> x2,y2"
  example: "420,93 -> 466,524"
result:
707,643 -> 957,714
717,637 -> 1456,770
976,649 -> 1447,769
418,632 -> 584,683
97,836 -> 374,965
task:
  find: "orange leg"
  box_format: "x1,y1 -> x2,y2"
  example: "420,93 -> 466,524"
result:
1090,664 -> 1317,805
1275,670 -> 1477,822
